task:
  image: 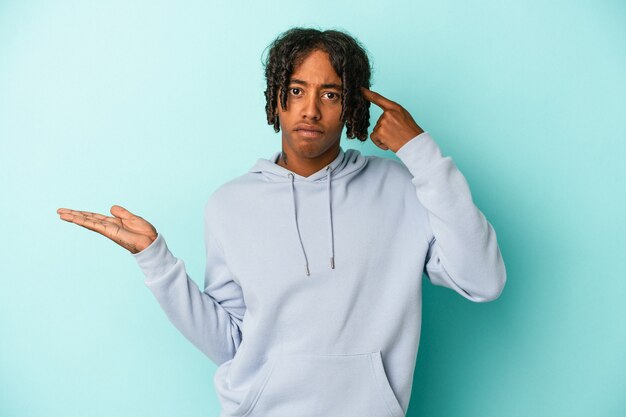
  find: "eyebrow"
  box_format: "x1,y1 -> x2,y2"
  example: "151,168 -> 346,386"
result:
289,78 -> 343,90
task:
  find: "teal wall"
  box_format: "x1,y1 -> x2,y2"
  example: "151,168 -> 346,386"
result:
1,1 -> 624,416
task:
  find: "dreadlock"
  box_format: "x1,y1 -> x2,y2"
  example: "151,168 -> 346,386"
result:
262,27 -> 373,141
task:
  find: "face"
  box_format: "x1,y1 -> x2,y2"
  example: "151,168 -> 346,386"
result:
276,49 -> 345,162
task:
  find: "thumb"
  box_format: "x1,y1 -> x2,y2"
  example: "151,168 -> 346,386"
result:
110,205 -> 135,219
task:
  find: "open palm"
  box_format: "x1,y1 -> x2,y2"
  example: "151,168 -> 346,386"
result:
57,205 -> 157,254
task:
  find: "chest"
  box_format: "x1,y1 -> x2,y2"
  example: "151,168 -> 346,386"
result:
218,177 -> 426,294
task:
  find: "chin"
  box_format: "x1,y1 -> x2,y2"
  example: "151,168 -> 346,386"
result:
296,146 -> 324,159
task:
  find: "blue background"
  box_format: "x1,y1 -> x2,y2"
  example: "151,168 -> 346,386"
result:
1,1 -> 624,416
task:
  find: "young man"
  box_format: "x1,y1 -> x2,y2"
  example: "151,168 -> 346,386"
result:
57,27 -> 506,417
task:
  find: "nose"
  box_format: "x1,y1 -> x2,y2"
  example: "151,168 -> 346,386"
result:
301,93 -> 321,121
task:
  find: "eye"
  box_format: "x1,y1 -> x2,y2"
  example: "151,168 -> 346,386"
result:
289,88 -> 301,96
325,92 -> 341,100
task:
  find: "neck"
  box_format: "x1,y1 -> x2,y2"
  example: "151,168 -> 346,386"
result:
276,144 -> 341,178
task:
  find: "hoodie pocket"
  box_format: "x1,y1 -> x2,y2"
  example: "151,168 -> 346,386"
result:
230,351 -> 404,417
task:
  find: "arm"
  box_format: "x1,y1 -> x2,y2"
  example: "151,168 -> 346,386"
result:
359,87 -> 506,302
132,197 -> 244,364
56,202 -> 244,363
395,131 -> 507,302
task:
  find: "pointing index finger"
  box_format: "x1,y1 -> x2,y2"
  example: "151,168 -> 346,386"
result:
360,87 -> 397,111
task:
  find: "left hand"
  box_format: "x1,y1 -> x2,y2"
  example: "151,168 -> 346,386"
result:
360,87 -> 424,152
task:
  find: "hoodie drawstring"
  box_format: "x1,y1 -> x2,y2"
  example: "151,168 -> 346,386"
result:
327,165 -> 335,270
288,166 -> 336,277
288,172 -> 310,276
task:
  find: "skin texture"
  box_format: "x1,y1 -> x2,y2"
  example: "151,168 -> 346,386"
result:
360,87 -> 424,152
263,29 -> 372,141
56,205 -> 157,253
274,49 -> 346,177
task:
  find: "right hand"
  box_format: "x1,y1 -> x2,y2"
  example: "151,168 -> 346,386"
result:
56,205 -> 158,254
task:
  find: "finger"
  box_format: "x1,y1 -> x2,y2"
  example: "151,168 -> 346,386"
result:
370,134 -> 389,151
57,208 -> 82,215
58,211 -> 107,229
58,211 -> 139,250
110,205 -> 135,219
80,210 -> 110,221
58,209 -> 133,234
57,208 -> 111,222
58,211 -> 118,236
360,87 -> 397,111
370,129 -> 380,143
57,209 -> 116,228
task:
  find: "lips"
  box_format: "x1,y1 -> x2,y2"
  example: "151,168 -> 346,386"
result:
295,124 -> 323,133
296,130 -> 323,139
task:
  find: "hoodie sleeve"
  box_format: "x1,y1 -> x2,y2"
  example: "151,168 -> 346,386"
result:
395,131 -> 506,302
131,197 -> 244,365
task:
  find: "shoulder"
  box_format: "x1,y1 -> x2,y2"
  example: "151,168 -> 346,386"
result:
362,153 -> 413,181
203,173 -> 256,214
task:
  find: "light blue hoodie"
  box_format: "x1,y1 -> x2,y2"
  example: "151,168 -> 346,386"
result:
132,131 -> 506,417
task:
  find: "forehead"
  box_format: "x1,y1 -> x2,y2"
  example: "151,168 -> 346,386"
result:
290,49 -> 341,85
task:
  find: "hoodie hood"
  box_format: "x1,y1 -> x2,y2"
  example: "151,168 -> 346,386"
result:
248,146 -> 368,276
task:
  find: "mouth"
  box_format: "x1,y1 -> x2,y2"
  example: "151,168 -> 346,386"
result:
295,124 -> 324,138
295,129 -> 324,138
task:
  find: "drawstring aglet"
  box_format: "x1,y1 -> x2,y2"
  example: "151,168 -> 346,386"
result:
305,264 -> 310,276
330,257 -> 335,269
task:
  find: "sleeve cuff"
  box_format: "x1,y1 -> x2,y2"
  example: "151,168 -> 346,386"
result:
394,131 -> 444,177
131,232 -> 178,279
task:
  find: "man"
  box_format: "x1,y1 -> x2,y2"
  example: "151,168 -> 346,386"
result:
57,27 -> 506,417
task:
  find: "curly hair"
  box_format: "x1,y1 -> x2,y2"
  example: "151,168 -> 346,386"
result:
262,27 -> 373,141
